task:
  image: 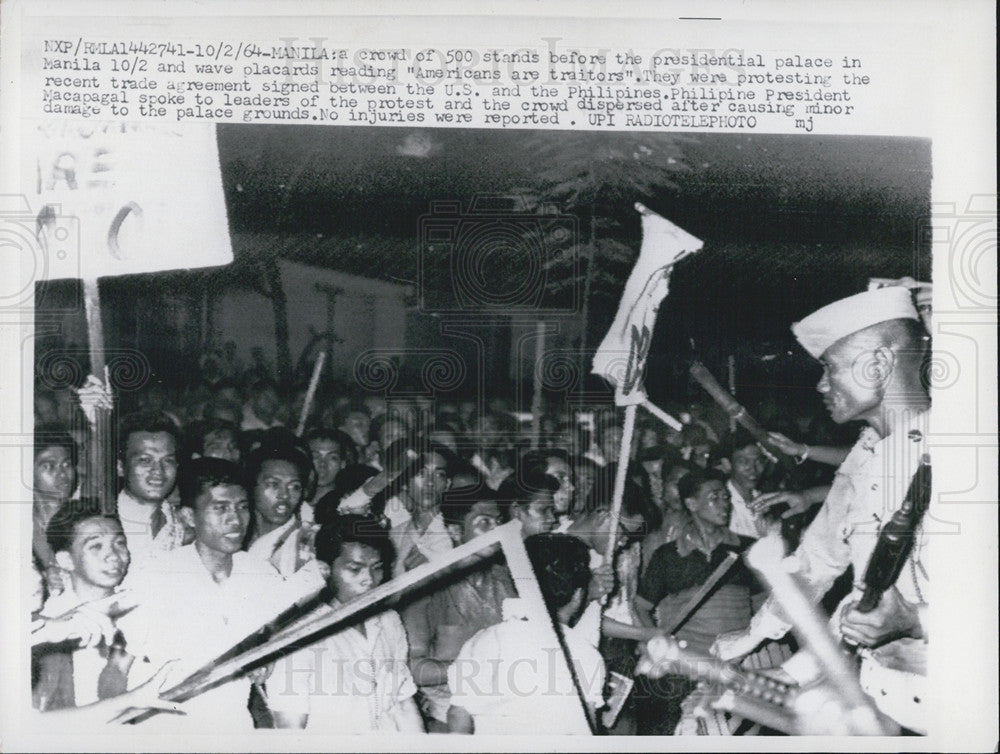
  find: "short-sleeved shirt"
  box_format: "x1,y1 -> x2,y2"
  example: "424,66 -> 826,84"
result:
118,544 -> 294,732
267,606 -> 417,733
402,563 -> 516,722
639,535 -> 754,656
389,512 -> 453,580
447,609 -> 603,735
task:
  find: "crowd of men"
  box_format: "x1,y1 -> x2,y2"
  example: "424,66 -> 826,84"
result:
29,286 -> 932,736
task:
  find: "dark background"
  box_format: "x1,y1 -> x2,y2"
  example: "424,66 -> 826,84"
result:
36,127 -> 932,417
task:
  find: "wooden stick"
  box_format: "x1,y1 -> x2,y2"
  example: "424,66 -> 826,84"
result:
640,398 -> 683,431
295,351 -> 325,436
151,523 -> 517,706
83,278 -> 105,375
744,534 -> 891,734
530,320 -> 546,450
605,402 -> 638,563
663,551 -> 738,635
496,524 -> 593,734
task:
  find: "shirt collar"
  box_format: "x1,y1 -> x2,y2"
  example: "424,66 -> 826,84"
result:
117,488 -> 157,524
668,512 -> 740,558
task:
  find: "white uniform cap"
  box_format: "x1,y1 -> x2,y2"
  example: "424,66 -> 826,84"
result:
792,286 -> 920,359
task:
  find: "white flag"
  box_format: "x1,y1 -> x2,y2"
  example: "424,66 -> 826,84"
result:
591,203 -> 703,405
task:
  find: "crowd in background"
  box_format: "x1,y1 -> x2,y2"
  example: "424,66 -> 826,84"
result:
29,351 -> 851,735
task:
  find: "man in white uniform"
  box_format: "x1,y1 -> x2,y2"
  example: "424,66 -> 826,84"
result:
713,286 -> 931,733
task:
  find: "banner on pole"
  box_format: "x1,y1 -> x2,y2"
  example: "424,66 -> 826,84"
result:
591,203 -> 703,405
24,121 -> 233,280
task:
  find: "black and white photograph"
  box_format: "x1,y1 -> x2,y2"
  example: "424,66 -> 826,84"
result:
1,2 -> 996,752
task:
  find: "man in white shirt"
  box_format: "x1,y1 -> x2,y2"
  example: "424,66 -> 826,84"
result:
115,413 -> 184,573
241,378 -> 284,431
267,514 -> 423,733
712,286 -> 932,733
388,447 -> 454,579
447,533 -> 605,734
725,433 -> 768,540
244,443 -> 326,596
120,458 -> 294,732
34,500 -> 134,711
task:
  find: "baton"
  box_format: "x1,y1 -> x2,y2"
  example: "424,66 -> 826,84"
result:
689,361 -> 796,473
664,551 -> 739,635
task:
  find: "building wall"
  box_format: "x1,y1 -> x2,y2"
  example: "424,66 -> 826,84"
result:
212,260 -> 410,383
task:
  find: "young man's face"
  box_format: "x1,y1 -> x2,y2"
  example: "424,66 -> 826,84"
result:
252,388 -> 281,423
309,438 -> 343,488
730,445 -> 765,490
545,457 -> 575,515
57,517 -> 130,591
685,479 -> 732,528
328,541 -> 384,602
34,445 -> 76,502
202,428 -> 240,464
515,492 -> 557,537
340,412 -> 370,448
184,483 -> 251,555
405,451 -> 450,513
122,431 -> 178,505
309,438 -> 344,487
461,501 -> 502,543
253,459 -> 303,528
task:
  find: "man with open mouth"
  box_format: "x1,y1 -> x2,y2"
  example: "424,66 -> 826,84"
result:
118,457 -> 293,732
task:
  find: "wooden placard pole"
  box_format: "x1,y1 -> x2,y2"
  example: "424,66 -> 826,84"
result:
604,402 -> 637,563
530,320 -> 546,450
641,397 -> 683,431
295,351 -> 325,436
82,278 -> 105,376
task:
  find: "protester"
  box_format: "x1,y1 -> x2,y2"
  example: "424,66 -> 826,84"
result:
402,490 -> 512,732
447,533 -> 605,734
32,427 -> 79,594
115,412 -> 185,571
634,469 -> 755,735
268,514 -> 424,733
119,458 -> 292,732
34,499 -> 134,711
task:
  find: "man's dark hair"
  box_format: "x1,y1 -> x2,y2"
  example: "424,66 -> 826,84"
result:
581,468 -> 658,531
524,533 -> 592,611
496,470 -> 559,523
46,498 -> 122,556
521,448 -> 570,478
178,457 -> 246,509
304,427 -> 359,467
725,429 -> 760,459
243,441 -> 314,497
677,467 -> 728,502
333,402 -> 370,431
184,418 -> 241,459
34,424 -> 78,468
314,513 -> 394,573
439,485 -> 495,529
117,411 -> 181,462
